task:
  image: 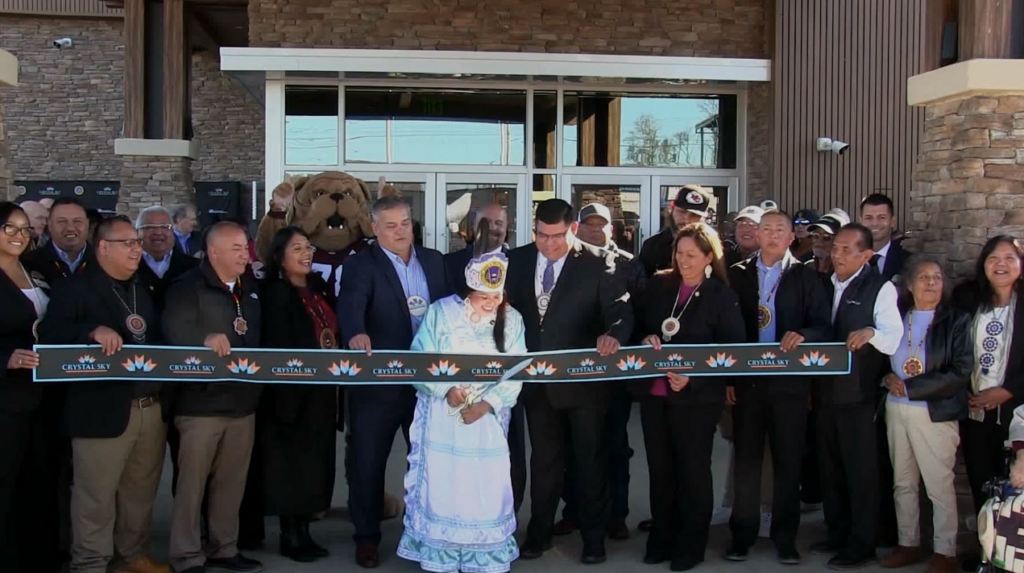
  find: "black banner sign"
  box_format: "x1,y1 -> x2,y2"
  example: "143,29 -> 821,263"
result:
33,343 -> 851,385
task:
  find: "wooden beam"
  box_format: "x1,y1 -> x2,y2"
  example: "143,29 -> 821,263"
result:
958,0 -> 1014,60
123,0 -> 144,138
163,0 -> 185,139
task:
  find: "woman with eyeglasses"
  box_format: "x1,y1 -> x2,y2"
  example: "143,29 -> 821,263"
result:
259,226 -> 338,562
0,201 -> 62,571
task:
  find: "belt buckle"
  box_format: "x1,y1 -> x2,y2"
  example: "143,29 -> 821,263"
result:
137,396 -> 155,409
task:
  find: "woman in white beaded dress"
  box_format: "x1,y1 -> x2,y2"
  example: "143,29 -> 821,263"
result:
397,219 -> 527,573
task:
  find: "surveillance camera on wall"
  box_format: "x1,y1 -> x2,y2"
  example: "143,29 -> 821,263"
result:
53,38 -> 73,48
816,137 -> 850,155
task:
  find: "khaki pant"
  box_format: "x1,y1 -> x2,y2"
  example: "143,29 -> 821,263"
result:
886,400 -> 960,557
71,404 -> 167,573
169,415 -> 255,572
719,406 -> 773,507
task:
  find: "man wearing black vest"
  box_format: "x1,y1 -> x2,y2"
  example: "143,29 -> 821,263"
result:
810,224 -> 903,570
725,210 -> 832,564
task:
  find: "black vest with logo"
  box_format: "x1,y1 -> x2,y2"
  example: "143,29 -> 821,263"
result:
820,267 -> 889,406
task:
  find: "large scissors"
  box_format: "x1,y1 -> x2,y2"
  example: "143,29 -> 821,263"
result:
448,358 -> 533,422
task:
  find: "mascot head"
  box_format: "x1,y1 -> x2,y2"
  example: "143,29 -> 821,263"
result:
269,172 -> 399,253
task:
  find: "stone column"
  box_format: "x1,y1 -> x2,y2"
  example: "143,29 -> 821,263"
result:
115,139 -> 197,220
907,58 -> 1024,555
0,50 -> 18,200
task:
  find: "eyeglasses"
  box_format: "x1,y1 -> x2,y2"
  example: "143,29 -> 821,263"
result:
2,224 -> 32,238
105,239 -> 143,248
793,219 -> 812,226
139,224 -> 172,231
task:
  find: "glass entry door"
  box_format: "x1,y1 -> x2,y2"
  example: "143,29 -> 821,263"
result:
436,174 -> 526,254
653,175 -> 739,230
346,171 -> 435,248
561,174 -> 649,256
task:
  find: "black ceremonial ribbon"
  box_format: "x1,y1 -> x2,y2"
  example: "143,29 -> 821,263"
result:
33,343 -> 851,385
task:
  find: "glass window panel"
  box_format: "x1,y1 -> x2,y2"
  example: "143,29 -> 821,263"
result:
445,183 -> 517,253
285,86 -> 339,166
571,183 -> 641,256
345,89 -> 526,165
530,175 -> 556,243
533,91 -> 557,169
659,184 -> 729,230
562,93 -> 737,169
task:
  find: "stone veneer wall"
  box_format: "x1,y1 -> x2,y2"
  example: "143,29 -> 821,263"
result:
907,94 -> 1024,279
119,156 -> 193,220
0,101 -> 9,199
0,16 -> 264,183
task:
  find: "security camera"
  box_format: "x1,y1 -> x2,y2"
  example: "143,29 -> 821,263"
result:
53,38 -> 73,48
816,137 -> 850,155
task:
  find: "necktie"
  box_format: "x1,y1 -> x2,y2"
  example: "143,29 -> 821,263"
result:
542,259 -> 556,294
870,254 -> 881,270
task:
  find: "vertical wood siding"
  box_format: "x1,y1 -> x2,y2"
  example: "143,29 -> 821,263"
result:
771,0 -> 925,231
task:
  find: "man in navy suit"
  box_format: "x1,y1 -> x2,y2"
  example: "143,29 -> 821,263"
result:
337,195 -> 452,569
444,203 -> 509,294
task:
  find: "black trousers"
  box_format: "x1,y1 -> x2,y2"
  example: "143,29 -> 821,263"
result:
508,401 -> 527,516
961,408 -> 1011,512
641,399 -> 722,563
801,408 -> 821,504
524,390 -> 609,549
347,392 -> 414,544
0,409 -> 63,573
239,418 -> 265,545
729,391 -> 807,549
817,402 -> 879,555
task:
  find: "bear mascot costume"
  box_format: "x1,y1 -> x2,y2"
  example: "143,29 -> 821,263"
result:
254,171 -> 404,520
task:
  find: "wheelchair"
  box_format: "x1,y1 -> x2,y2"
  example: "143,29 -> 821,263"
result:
978,443 -> 1024,573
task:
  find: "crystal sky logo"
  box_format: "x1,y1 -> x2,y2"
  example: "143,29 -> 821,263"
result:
526,361 -> 558,376
62,355 -> 110,373
567,357 -> 607,376
617,355 -> 647,372
329,360 -> 361,377
655,353 -> 697,370
706,353 -> 737,368
122,355 -> 157,373
747,351 -> 789,369
799,352 -> 831,367
271,358 -> 317,377
227,359 -> 260,375
170,356 -> 216,374
471,361 -> 504,377
428,360 -> 460,376
373,359 -> 416,378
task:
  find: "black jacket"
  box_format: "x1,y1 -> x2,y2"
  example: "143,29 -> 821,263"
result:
0,266 -> 49,414
261,275 -> 339,426
884,305 -> 972,423
879,240 -> 911,280
728,252 -> 833,396
22,243 -> 96,285
598,242 -> 647,344
136,251 -> 199,312
639,227 -> 674,278
631,273 -> 746,405
506,239 -> 634,408
38,264 -> 170,438
162,262 -> 263,417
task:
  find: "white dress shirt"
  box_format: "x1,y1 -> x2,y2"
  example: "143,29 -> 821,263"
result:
535,250 -> 569,298
875,241 -> 891,274
831,265 -> 904,355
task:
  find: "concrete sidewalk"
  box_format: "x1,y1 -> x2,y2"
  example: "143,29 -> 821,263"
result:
137,405 -> 932,572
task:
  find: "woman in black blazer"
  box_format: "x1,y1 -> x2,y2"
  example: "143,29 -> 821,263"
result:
261,227 -> 338,562
0,201 -> 62,572
635,222 -> 746,572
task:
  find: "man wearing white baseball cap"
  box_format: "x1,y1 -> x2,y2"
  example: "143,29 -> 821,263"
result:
726,206 -> 764,267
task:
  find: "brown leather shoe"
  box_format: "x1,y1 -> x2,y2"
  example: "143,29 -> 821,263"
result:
356,542 -> 380,568
607,521 -> 630,540
879,545 -> 925,568
115,557 -> 171,573
923,554 -> 959,573
553,518 -> 579,536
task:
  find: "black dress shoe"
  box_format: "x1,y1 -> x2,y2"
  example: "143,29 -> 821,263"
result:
670,556 -> 702,572
581,550 -> 607,565
553,518 -> 579,536
356,542 -> 379,568
519,541 -> 552,560
809,540 -> 844,556
827,550 -> 876,570
643,550 -> 669,565
776,545 -> 801,565
206,554 -> 264,573
607,521 -> 630,540
638,518 -> 653,532
280,516 -> 318,563
961,555 -> 981,571
725,542 -> 749,562
298,518 -> 329,558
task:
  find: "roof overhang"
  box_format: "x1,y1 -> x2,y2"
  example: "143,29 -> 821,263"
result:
220,48 -> 771,83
